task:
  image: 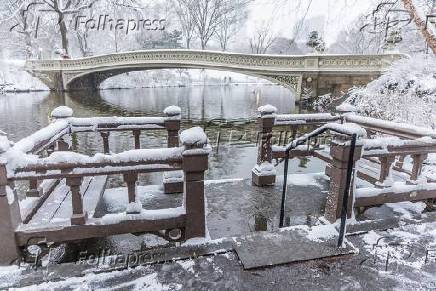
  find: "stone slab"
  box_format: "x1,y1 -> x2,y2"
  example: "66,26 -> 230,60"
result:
346,217 -> 401,235
234,224 -> 357,269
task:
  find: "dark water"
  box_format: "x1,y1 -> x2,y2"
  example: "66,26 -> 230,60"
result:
0,85 -> 324,182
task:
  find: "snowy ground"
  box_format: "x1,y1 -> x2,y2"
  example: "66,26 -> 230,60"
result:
2,215 -> 436,289
1,176 -> 436,289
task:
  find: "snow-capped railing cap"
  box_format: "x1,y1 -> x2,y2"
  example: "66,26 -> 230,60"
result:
51,106 -> 73,119
336,103 -> 357,113
258,104 -> 277,116
180,127 -> 208,148
163,106 -> 181,117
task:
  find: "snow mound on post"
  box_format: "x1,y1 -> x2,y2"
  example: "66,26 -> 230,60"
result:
325,122 -> 367,137
163,105 -> 181,116
258,104 -> 277,115
253,162 -> 276,176
51,106 -> 73,118
180,127 -> 208,146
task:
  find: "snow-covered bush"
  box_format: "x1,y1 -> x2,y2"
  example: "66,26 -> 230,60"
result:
0,60 -> 48,92
342,54 -> 436,128
313,93 -> 335,112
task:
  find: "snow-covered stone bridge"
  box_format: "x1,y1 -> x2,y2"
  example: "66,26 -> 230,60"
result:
24,49 -> 405,101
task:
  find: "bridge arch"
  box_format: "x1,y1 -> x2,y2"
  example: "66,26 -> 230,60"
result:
25,49 -> 404,101
66,66 -> 300,97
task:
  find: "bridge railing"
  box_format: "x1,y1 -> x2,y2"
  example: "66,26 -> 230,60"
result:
0,107 -> 209,265
25,50 -> 404,72
253,105 -> 436,222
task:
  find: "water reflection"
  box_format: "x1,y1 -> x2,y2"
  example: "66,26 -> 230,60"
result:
0,85 -> 323,181
99,85 -> 296,120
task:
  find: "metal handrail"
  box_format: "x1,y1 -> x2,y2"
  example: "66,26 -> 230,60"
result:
278,124 -> 359,247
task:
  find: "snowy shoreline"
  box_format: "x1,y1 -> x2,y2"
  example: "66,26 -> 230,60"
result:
1,81 -> 274,94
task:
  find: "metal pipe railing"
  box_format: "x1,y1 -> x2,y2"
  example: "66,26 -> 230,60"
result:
278,124 -> 360,247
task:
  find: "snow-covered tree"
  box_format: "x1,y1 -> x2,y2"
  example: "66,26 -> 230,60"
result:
140,29 -> 183,49
215,0 -> 248,51
173,0 -> 196,48
249,20 -> 276,54
39,0 -> 96,55
306,31 -> 325,53
342,54 -> 436,128
173,0 -> 250,50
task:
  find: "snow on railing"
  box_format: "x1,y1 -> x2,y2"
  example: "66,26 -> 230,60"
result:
70,116 -> 167,129
4,105 -> 182,156
355,181 -> 436,198
9,126 -> 210,177
345,114 -> 436,139
274,113 -> 340,126
11,120 -> 71,154
361,136 -> 436,156
270,122 -> 366,153
12,147 -> 184,174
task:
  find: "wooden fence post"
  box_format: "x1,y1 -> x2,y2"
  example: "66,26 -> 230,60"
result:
132,130 -> 141,149
252,105 -> 277,186
66,177 -> 86,225
164,106 -> 181,148
324,140 -> 362,223
378,156 -> 396,184
0,160 -> 21,264
163,106 -> 183,194
181,127 -> 209,239
123,173 -> 138,204
100,132 -> 110,154
410,154 -> 427,182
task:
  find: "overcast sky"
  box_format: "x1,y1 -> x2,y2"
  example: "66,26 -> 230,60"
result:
247,0 -> 379,44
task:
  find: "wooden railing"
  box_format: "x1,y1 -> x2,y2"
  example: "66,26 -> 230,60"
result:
254,105 -> 436,223
344,115 -> 436,210
0,106 -> 209,265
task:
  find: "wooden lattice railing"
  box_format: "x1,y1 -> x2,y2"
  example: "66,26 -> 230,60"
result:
0,106 -> 209,265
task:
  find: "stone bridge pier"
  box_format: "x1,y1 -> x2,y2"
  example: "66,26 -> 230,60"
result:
25,50 -> 404,101
301,74 -> 378,98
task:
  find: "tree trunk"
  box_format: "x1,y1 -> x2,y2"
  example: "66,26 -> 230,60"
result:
402,0 -> 436,54
58,14 -> 69,55
24,31 -> 32,59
